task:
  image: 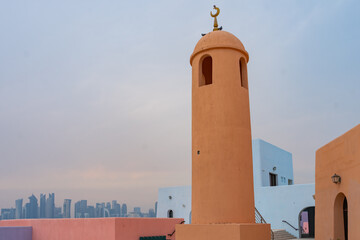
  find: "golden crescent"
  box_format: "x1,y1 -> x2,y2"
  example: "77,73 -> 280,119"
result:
210,6 -> 220,17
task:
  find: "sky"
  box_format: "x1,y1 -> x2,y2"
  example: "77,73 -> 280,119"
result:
0,0 -> 359,211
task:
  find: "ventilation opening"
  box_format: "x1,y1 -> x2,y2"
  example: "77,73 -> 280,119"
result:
167,209 -> 173,218
199,56 -> 212,86
239,58 -> 248,89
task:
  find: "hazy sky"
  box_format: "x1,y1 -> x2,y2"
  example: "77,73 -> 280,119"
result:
0,0 -> 359,211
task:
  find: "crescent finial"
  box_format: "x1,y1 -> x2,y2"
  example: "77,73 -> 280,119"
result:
210,5 -> 220,31
210,5 -> 220,18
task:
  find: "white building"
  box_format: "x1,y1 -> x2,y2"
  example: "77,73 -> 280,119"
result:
157,139 -> 315,238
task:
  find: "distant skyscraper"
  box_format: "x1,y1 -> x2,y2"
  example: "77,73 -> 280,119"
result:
149,208 -> 155,218
80,200 -> 87,217
116,203 -> 121,216
15,199 -> 23,219
25,203 -> 30,219
75,200 -> 87,218
1,208 -> 15,220
54,207 -> 62,218
95,203 -> 104,218
86,206 -> 95,218
155,201 -> 158,217
133,207 -> 142,217
111,200 -> 117,210
74,201 -> 81,218
115,204 -> 121,217
63,199 -> 71,218
39,194 -> 46,218
27,194 -> 38,219
111,200 -> 121,217
45,193 -> 55,218
121,204 -> 127,217
106,202 -> 111,211
134,207 -> 141,214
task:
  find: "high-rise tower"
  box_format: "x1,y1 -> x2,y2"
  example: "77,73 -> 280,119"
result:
28,194 -> 38,219
45,193 -> 55,218
39,193 -> 46,218
15,199 -> 23,219
176,6 -> 270,240
63,199 -> 71,218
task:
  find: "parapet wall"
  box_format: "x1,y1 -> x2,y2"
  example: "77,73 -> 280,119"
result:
0,218 -> 183,240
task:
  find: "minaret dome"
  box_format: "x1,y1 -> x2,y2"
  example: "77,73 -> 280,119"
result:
190,31 -> 249,66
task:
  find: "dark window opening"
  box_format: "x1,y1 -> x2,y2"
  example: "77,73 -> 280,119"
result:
168,209 -> 173,218
344,198 -> 348,240
239,58 -> 248,89
288,179 -> 293,185
269,173 -> 277,186
199,56 -> 212,86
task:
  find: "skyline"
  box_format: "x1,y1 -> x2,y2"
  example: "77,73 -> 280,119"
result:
1,0 -> 360,209
0,192 -> 155,219
0,190 -> 154,214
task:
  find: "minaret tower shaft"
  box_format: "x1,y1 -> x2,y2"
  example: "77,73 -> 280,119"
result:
190,30 -> 254,224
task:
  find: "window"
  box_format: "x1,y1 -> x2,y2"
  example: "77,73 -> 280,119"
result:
288,179 -> 293,185
199,56 -> 212,86
239,58 -> 248,89
167,209 -> 173,218
269,173 -> 277,186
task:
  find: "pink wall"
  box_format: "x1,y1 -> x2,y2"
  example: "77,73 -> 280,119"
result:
0,218 -> 183,240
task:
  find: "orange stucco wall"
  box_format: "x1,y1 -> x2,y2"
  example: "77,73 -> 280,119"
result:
191,31 -> 255,225
0,218 -> 183,240
176,223 -> 270,240
315,124 -> 360,240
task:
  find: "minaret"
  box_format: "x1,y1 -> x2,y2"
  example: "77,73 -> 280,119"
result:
191,11 -> 253,226
176,6 -> 270,240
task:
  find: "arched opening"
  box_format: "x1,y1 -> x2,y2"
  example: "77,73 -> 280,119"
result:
299,206 -> 315,238
199,55 -> 212,86
334,193 -> 348,240
167,209 -> 173,218
239,58 -> 248,89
